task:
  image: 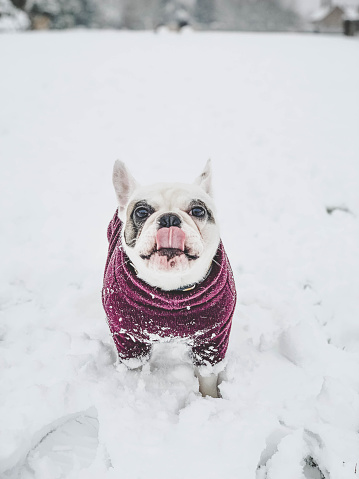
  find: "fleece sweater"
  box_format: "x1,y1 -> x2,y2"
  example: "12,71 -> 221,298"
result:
102,211 -> 237,367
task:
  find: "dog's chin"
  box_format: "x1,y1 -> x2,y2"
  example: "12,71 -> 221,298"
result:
125,246 -> 214,291
142,248 -> 195,273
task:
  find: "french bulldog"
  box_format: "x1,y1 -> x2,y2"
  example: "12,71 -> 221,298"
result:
102,160 -> 236,398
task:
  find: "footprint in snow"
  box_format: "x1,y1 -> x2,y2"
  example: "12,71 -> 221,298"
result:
5,407 -> 99,479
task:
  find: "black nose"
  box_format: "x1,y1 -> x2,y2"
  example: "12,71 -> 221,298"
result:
158,213 -> 181,228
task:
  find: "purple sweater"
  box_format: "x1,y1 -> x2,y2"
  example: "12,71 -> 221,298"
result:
102,211 -> 237,367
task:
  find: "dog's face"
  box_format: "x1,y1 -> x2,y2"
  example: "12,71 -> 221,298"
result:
113,160 -> 220,291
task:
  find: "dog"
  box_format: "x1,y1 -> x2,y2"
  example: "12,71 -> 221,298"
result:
102,160 -> 236,397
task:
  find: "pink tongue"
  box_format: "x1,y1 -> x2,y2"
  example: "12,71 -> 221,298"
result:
156,227 -> 185,251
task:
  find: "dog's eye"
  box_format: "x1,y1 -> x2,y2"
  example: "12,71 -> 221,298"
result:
134,207 -> 150,219
190,206 -> 206,218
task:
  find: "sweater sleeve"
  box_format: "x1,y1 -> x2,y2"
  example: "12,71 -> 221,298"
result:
191,315 -> 232,367
191,265 -> 236,368
112,331 -> 152,369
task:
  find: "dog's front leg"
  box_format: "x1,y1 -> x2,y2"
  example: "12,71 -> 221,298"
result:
195,368 -> 219,398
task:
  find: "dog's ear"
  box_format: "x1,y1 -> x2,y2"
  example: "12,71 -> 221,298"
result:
194,159 -> 213,197
113,160 -> 138,212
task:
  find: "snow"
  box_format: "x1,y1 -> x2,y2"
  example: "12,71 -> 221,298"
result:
1,30 -> 359,479
309,6 -> 332,22
343,7 -> 359,21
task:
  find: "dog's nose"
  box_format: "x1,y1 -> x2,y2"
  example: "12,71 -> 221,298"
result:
158,213 -> 181,228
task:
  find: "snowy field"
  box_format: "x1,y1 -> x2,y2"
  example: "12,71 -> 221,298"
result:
1,30 -> 359,479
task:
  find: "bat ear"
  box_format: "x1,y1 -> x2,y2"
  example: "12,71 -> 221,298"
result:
194,159 -> 213,196
113,160 -> 138,212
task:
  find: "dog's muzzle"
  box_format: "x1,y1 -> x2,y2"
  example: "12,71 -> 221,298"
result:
155,214 -> 185,260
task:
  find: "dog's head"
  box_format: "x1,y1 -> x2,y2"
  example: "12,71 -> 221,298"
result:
113,160 -> 220,291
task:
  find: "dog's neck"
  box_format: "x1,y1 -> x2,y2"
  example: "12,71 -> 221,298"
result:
128,261 -> 213,292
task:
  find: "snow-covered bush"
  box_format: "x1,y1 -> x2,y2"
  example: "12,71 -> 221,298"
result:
25,0 -> 92,29
0,0 -> 29,31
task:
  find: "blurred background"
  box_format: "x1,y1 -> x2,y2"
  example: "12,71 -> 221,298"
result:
1,0 -> 359,35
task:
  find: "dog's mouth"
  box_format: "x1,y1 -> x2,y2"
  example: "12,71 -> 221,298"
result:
140,249 -> 199,261
140,227 -> 199,262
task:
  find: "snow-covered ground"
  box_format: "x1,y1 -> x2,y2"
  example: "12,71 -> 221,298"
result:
1,30 -> 359,479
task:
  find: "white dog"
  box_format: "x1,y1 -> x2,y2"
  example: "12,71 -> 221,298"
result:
102,160 -> 236,397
